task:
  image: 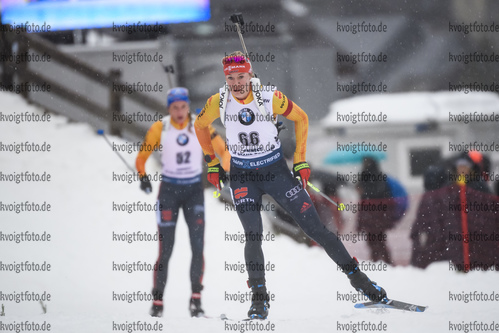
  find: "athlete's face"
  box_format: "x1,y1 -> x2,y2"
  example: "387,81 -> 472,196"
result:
168,101 -> 189,124
225,72 -> 252,100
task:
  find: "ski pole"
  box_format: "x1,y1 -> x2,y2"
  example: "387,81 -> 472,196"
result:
229,12 -> 260,79
212,181 -> 224,198
162,64 -> 175,89
97,129 -> 135,172
306,180 -> 345,210
229,13 -> 250,60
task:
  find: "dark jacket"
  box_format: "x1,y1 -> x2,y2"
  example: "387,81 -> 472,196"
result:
356,159 -> 394,231
411,184 -> 499,270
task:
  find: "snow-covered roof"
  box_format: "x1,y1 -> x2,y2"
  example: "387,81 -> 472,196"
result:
323,91 -> 499,128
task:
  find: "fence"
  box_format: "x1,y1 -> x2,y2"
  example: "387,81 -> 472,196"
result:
1,26 -> 166,138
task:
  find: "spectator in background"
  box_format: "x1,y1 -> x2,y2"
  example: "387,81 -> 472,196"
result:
355,157 -> 393,264
411,155 -> 499,271
410,165 -> 449,268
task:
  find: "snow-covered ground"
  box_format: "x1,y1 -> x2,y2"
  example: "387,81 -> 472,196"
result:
1,91 -> 498,333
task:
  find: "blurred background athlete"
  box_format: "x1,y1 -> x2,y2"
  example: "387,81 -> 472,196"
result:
136,87 -> 229,317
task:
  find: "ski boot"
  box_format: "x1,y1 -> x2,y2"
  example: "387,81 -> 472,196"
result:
343,257 -> 387,302
189,293 -> 205,317
247,278 -> 270,320
149,300 -> 163,317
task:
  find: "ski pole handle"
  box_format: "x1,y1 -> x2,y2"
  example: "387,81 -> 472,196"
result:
162,64 -> 175,89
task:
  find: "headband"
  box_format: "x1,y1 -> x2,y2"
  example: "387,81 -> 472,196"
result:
223,55 -> 253,75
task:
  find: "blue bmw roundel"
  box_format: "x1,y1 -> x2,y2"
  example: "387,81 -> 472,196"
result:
238,108 -> 255,125
177,133 -> 189,146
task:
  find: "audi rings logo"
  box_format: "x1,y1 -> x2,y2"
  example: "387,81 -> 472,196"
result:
238,108 -> 255,125
285,184 -> 302,198
177,133 -> 189,146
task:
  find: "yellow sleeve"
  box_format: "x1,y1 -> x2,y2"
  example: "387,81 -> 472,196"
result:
135,120 -> 163,176
194,93 -> 221,166
272,90 -> 308,163
209,125 -> 231,172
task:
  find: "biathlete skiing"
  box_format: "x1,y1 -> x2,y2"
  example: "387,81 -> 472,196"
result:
193,51 -> 388,319
136,87 -> 229,318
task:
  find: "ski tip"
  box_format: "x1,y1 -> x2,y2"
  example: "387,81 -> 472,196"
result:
97,129 -> 105,135
354,300 -> 429,312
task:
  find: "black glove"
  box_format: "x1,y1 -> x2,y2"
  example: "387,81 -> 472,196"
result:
140,174 -> 152,194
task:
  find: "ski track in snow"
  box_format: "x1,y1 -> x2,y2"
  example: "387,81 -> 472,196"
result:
1,91 -> 498,332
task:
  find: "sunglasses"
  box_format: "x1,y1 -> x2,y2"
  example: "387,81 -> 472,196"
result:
223,55 -> 247,65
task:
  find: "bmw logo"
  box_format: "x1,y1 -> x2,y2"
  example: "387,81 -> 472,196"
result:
177,134 -> 189,146
238,108 -> 255,126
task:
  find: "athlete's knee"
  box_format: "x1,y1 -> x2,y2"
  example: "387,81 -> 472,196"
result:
192,217 -> 205,229
158,208 -> 177,227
